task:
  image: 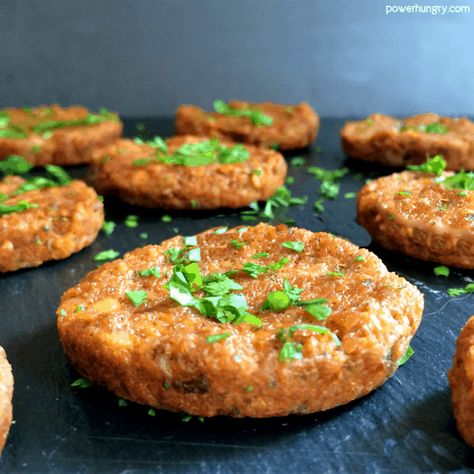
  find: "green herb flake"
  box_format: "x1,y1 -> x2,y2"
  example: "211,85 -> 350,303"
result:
355,255 -> 365,262
101,220 -> 116,236
94,249 -> 120,261
139,266 -> 161,278
140,232 -> 149,239
124,215 -> 139,228
0,200 -> 39,216
407,155 -> 446,176
214,227 -> 228,234
251,169 -> 262,176
281,241 -> 304,253
126,290 -> 148,307
448,283 -> 474,297
74,304 -> 85,313
245,385 -> 254,392
148,408 -> 157,417
290,157 -> 306,167
213,100 -> 273,126
70,377 -> 93,388
0,155 -> 33,175
161,214 -> 172,222
118,398 -> 128,407
434,265 -> 450,277
206,332 -> 231,344
279,341 -> 303,362
326,271 -> 345,277
397,346 -> 414,366
344,192 -> 356,199
252,252 -> 270,259
231,239 -> 246,249
263,290 -> 291,312
396,191 -> 411,197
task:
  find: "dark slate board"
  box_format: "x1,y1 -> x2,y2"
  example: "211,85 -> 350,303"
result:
0,118 -> 473,473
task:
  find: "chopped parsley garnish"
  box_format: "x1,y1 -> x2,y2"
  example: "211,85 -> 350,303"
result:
31,110 -> 116,134
290,157 -> 306,167
407,155 -> 446,176
133,137 -> 250,167
423,122 -> 448,134
397,346 -> 414,366
308,166 -> 349,213
70,377 -> 93,388
140,232 -> 148,239
0,200 -> 38,215
263,291 -> 291,312
126,290 -> 148,307
214,227 -> 228,234
281,241 -> 304,253
94,249 -> 120,261
102,220 -> 116,236
206,332 -> 231,344
278,324 -> 340,362
231,239 -> 246,249
344,192 -> 356,199
164,262 -> 260,326
355,255 -> 365,262
161,214 -> 172,222
396,191 -> 411,197
448,283 -> 474,297
139,266 -> 161,277
242,257 -> 289,278
252,252 -> 270,259
251,169 -> 262,176
443,171 -> 474,193
118,398 -> 128,407
434,265 -> 450,277
124,215 -> 139,228
213,100 -> 273,126
183,235 -> 198,246
148,408 -> 157,417
0,155 -> 33,175
326,271 -> 345,277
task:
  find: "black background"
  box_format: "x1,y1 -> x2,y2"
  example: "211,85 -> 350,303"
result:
0,118 -> 473,473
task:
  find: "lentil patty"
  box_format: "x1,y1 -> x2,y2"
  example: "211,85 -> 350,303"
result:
89,135 -> 287,209
0,347 -> 12,453
176,101 -> 319,150
57,223 -> 423,418
0,105 -> 122,166
449,316 -> 474,447
357,171 -> 474,268
0,176 -> 104,272
341,113 -> 474,170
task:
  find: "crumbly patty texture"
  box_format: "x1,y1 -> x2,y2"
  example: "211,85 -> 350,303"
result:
341,113 -> 474,170
57,223 -> 423,418
0,176 -> 104,272
0,105 -> 122,166
89,135 -> 287,209
176,101 -> 319,150
449,316 -> 474,447
0,347 -> 13,454
357,171 -> 474,268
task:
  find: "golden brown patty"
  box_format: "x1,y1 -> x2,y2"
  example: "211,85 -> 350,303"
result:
357,171 -> 474,268
341,113 -> 474,171
0,176 -> 104,272
89,135 -> 287,209
0,347 -> 13,454
57,223 -> 423,418
449,316 -> 474,447
176,101 -> 319,150
0,105 -> 122,166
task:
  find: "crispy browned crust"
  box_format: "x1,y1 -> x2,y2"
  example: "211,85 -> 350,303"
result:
0,105 -> 122,166
89,135 -> 287,210
449,316 -> 474,447
357,171 -> 474,269
0,347 -> 13,454
341,113 -> 474,171
0,177 -> 104,272
57,223 -> 423,418
176,101 -> 319,150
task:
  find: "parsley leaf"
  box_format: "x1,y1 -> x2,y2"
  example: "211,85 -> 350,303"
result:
397,345 -> 414,366
102,220 -> 116,236
70,377 -> 93,388
448,283 -> 474,297
434,265 -> 450,277
126,290 -> 148,307
214,100 -> 273,126
94,249 -> 120,261
407,155 -> 446,176
0,155 -> 33,175
139,266 -> 161,277
206,332 -> 231,344
281,241 -> 304,253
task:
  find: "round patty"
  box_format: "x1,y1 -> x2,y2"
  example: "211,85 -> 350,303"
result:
176,101 -> 319,150
341,113 -> 474,170
449,316 -> 474,447
89,135 -> 287,209
357,171 -> 474,268
0,347 -> 13,454
57,223 -> 423,418
0,176 -> 104,272
0,105 -> 122,166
